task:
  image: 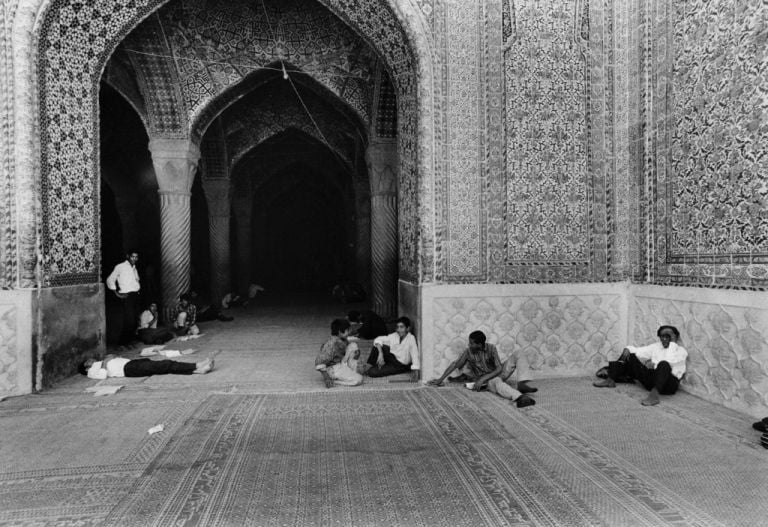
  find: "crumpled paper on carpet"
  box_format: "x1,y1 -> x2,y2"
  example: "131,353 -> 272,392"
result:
175,334 -> 204,342
85,384 -> 124,396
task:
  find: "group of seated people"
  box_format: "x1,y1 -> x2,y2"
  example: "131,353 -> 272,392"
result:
313,320 -> 704,412
314,313 -> 540,407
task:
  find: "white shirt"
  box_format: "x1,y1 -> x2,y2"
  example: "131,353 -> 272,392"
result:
627,341 -> 688,379
86,358 -> 131,379
106,261 -> 140,293
373,332 -> 420,370
138,310 -> 157,329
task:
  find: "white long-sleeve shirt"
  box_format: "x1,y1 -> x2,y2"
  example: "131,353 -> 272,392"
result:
138,310 -> 157,329
106,261 -> 140,293
373,332 -> 420,370
86,358 -> 131,379
627,341 -> 688,379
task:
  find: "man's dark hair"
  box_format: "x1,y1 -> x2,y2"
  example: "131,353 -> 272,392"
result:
347,310 -> 361,323
78,361 -> 89,376
396,316 -> 411,329
179,293 -> 191,302
657,325 -> 680,338
126,249 -> 139,257
469,330 -> 486,345
331,318 -> 351,336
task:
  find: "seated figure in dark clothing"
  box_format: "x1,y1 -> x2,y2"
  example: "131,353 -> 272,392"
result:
365,317 -> 419,378
136,302 -> 175,345
188,290 -> 234,322
347,310 -> 388,340
593,325 -> 688,406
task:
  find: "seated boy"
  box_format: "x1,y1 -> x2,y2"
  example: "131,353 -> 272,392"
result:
172,294 -> 200,336
315,319 -> 363,388
427,330 -> 536,408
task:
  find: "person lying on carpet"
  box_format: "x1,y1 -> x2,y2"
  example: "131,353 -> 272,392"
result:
78,355 -> 213,379
593,325 -> 687,406
427,330 -> 536,408
315,318 -> 363,388
364,317 -> 420,379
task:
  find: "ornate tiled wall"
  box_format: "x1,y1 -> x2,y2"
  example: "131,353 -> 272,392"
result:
630,285 -> 768,417
0,290 -> 34,397
32,0 -> 423,286
496,0 -> 615,283
641,0 -> 768,289
419,283 -> 628,380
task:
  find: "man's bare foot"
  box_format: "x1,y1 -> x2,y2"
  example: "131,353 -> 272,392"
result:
321,370 -> 334,388
194,358 -> 213,374
641,389 -> 660,406
593,379 -> 616,388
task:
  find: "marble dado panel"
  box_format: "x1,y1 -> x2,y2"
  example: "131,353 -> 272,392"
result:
645,0 -> 768,288
630,285 -> 768,418
420,283 -> 628,380
0,290 -> 34,397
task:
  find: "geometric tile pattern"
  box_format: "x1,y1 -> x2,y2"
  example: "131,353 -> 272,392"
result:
0,304 -> 18,396
642,0 -> 768,289
139,0 -> 377,128
35,0 -> 420,285
430,294 -> 623,380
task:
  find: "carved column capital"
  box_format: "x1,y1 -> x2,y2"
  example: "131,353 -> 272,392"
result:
149,138 -> 201,195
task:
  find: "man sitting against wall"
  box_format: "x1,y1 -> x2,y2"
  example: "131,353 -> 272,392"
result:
593,325 -> 688,406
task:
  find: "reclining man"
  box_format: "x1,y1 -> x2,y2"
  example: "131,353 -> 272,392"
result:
593,325 -> 687,406
315,319 -> 363,388
79,354 -> 213,379
427,330 -> 536,408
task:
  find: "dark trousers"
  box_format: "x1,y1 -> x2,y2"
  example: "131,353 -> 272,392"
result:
123,358 -> 196,377
119,292 -> 140,344
611,354 -> 679,394
366,345 -> 410,377
137,327 -> 175,345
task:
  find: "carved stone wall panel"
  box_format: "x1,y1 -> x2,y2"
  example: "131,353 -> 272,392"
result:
0,304 -> 19,396
428,290 -> 624,380
631,287 -> 768,417
500,0 -> 615,283
0,3 -> 18,288
643,0 -> 768,289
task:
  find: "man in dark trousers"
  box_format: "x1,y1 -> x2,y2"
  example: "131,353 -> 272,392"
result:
106,249 -> 141,346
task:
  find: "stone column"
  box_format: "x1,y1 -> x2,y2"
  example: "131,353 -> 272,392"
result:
232,195 -> 253,297
366,141 -> 398,318
148,138 -> 201,322
353,179 -> 372,294
202,179 -> 232,308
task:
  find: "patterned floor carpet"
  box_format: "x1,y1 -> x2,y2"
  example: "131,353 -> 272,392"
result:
0,302 -> 766,526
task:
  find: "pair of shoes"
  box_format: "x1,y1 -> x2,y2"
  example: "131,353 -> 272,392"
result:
595,366 -> 609,379
752,417 -> 768,433
517,382 -> 538,394
593,379 -> 616,388
516,394 -> 536,408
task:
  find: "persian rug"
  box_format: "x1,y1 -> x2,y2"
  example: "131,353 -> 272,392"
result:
100,388 -> 723,527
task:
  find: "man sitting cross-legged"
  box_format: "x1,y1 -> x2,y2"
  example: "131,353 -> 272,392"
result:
427,330 -> 536,408
79,355 -> 213,379
315,319 -> 363,388
593,325 -> 687,406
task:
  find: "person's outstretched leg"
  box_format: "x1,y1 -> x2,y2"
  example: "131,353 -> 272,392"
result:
488,377 -> 535,407
503,353 -> 537,393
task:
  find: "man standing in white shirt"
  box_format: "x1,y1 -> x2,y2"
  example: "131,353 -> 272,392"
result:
365,317 -> 420,378
106,250 -> 141,346
593,325 -> 688,406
